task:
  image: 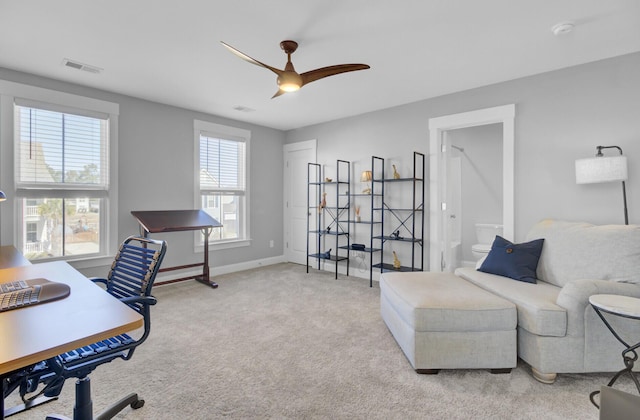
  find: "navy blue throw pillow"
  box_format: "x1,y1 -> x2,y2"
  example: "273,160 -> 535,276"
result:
478,236 -> 544,284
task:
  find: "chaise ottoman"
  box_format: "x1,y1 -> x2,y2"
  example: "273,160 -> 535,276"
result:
380,271 -> 517,373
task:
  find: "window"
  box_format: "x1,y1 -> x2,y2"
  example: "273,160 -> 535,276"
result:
14,103 -> 109,260
194,120 -> 250,247
26,222 -> 38,243
0,81 -> 118,265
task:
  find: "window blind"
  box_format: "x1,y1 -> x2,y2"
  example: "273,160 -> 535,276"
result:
199,135 -> 245,194
15,105 -> 109,191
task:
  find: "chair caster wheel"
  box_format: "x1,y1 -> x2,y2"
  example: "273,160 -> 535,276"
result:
131,399 -> 145,409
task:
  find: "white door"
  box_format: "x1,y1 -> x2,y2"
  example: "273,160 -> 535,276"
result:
284,140 -> 317,265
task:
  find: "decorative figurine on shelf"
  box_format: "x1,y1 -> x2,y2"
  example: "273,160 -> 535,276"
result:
326,226 -> 331,233
360,170 -> 372,194
320,249 -> 332,259
325,177 -> 332,183
391,230 -> 403,240
392,164 -> 400,179
355,205 -> 361,222
392,251 -> 401,270
318,191 -> 327,213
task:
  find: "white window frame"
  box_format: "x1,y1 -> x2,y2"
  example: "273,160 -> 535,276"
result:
0,80 -> 119,268
194,120 -> 250,250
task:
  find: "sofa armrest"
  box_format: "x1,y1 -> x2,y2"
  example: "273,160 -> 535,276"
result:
556,279 -> 640,336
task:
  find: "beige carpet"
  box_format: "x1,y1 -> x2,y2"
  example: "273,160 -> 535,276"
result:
6,263 -> 633,419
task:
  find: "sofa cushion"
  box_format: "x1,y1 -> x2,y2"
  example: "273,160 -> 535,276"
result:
379,271 -> 516,333
478,236 -> 544,283
526,220 -> 640,287
455,267 -> 567,337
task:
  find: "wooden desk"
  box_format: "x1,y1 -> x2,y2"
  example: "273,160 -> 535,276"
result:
1,261 -> 143,418
131,210 -> 222,288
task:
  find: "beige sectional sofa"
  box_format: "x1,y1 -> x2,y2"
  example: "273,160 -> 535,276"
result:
455,219 -> 640,383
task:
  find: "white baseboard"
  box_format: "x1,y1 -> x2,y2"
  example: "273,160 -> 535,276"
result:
154,254 -> 287,284
212,255 -> 287,276
316,262 -> 381,284
154,254 -> 386,286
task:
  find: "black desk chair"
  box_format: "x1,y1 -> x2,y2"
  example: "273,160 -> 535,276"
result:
4,236 -> 166,420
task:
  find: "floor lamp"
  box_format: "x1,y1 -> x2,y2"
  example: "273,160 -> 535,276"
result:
575,146 -> 629,225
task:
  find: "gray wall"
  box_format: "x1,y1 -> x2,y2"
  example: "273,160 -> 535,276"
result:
0,67 -> 285,277
2,51 -> 638,276
286,52 -> 640,269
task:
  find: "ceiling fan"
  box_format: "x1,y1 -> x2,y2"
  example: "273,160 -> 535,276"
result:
220,40 -> 370,98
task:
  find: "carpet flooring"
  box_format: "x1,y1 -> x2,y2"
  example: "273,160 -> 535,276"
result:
6,263 -> 634,419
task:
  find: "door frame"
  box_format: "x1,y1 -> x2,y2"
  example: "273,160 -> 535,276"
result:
283,139 -> 317,264
428,104 -> 515,271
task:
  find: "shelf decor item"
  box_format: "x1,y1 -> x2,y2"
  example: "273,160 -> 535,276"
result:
361,170 -> 372,194
318,191 -> 327,213
355,205 -> 361,222
392,164 -> 400,179
320,249 -> 332,259
392,251 -> 401,269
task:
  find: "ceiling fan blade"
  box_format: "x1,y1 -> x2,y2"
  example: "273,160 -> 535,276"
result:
271,89 -> 287,99
220,41 -> 283,76
300,64 -> 370,87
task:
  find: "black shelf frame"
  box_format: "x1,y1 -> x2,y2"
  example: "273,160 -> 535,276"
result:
346,183 -> 383,286
371,152 -> 425,276
306,160 -> 351,279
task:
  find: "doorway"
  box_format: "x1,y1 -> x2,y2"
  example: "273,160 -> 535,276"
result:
283,140 -> 317,265
428,105 -> 515,272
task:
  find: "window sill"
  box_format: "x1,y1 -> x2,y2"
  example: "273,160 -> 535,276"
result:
195,238 -> 251,253
30,254 -> 115,270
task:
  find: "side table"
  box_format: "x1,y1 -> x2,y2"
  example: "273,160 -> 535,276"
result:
588,294 -> 640,408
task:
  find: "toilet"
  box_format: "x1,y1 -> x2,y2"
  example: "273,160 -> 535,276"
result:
471,224 -> 503,261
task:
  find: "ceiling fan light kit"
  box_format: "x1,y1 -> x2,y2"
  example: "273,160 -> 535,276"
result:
278,72 -> 302,92
221,39 -> 370,98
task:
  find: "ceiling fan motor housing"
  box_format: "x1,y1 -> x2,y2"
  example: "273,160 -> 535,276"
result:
278,72 -> 303,92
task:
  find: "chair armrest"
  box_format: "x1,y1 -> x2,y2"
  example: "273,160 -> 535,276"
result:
119,296 -> 157,306
557,279 -> 640,336
88,277 -> 108,287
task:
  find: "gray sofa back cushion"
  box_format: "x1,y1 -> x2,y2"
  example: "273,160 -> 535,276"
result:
525,219 -> 640,287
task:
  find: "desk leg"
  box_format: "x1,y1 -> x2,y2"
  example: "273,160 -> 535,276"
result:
1,374 -> 5,420
196,227 -> 218,288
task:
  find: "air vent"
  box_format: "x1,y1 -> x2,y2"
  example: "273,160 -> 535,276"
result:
233,105 -> 256,113
62,58 -> 103,74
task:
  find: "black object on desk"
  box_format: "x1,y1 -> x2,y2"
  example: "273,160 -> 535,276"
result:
0,278 -> 70,312
131,210 -> 222,288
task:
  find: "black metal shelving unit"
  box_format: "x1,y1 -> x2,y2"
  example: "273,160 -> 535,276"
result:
371,152 -> 425,275
306,160 -> 351,279
347,162 -> 383,286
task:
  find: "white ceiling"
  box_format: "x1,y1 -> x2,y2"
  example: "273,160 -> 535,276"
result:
1,1 -> 639,131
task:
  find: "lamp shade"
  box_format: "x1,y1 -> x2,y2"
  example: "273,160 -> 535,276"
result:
360,170 -> 372,182
575,156 -> 628,184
